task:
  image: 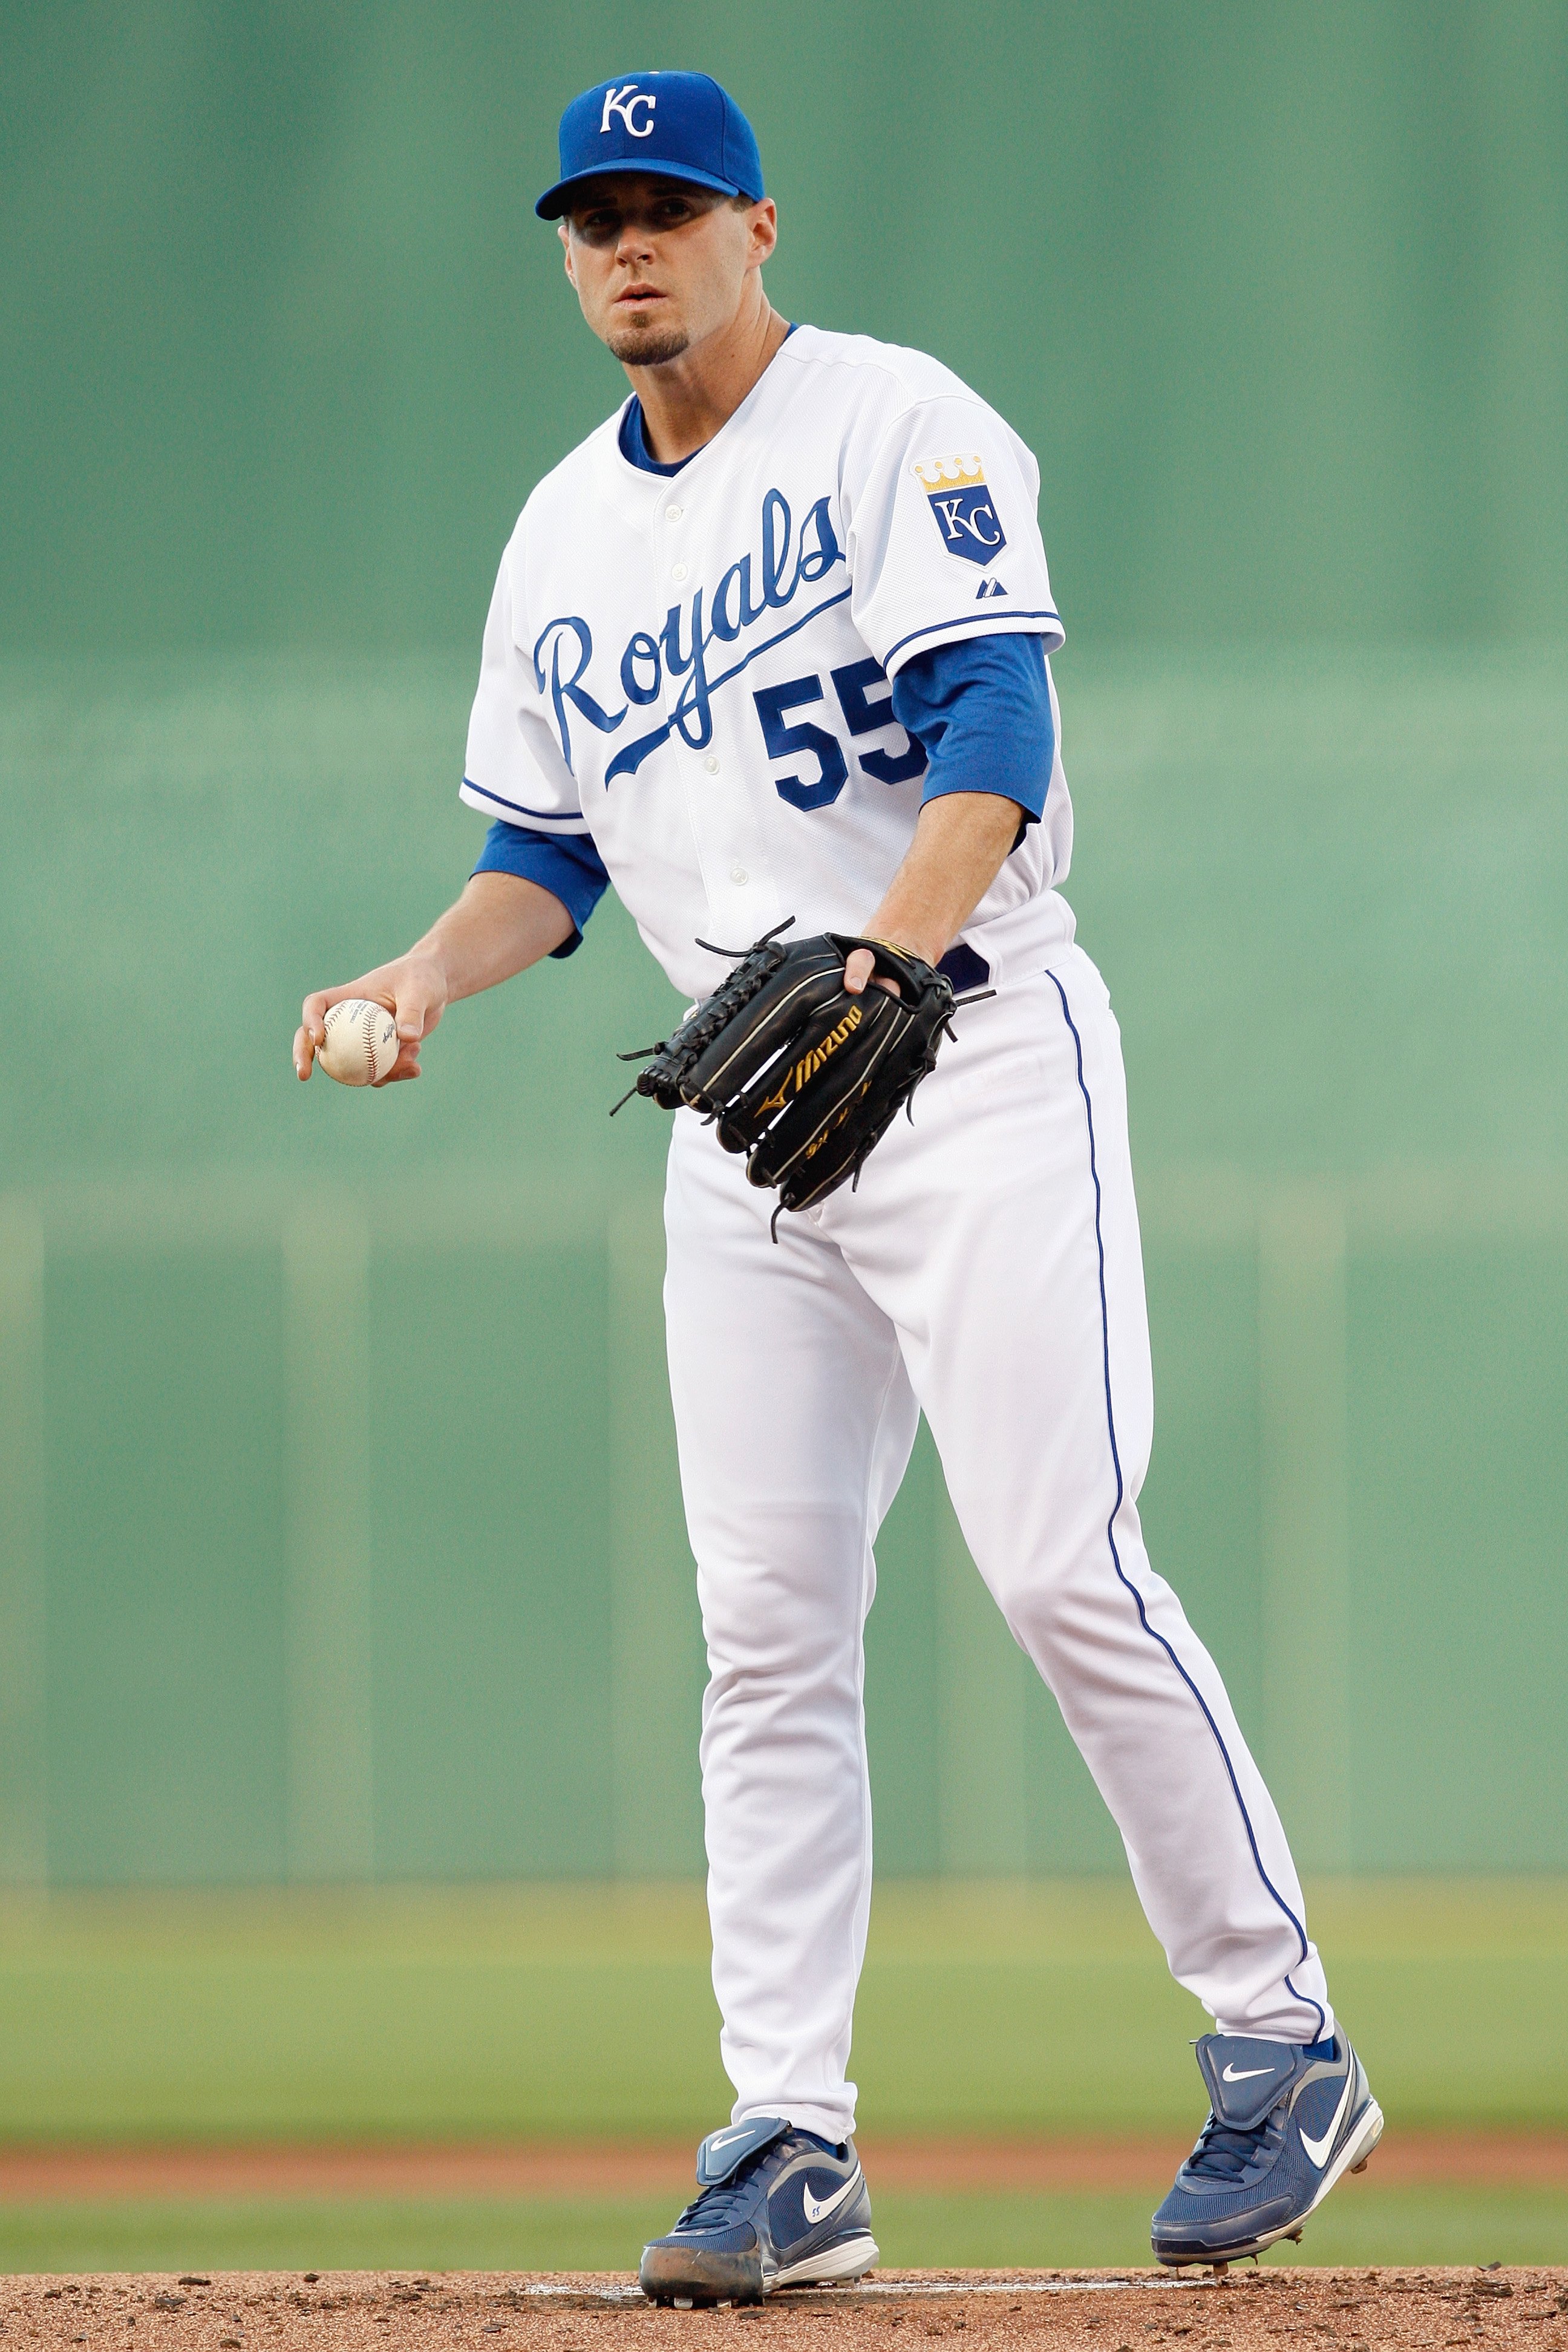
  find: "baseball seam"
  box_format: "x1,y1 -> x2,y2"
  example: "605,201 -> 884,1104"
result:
364,1002 -> 390,1084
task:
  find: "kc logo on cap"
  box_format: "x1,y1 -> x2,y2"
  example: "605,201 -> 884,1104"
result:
599,83 -> 656,137
537,70 -> 765,219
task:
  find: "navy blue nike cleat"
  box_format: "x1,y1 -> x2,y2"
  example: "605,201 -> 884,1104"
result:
639,2114 -> 878,2305
1151,2032 -> 1383,2267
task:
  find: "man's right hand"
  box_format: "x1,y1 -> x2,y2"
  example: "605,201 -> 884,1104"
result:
294,870 -> 578,1089
294,951 -> 449,1085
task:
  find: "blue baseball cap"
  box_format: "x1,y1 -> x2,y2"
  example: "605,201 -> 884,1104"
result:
535,71 -> 765,220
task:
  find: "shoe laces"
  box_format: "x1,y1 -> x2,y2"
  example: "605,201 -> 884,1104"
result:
1183,2106 -> 1282,2184
673,2141 -> 791,2232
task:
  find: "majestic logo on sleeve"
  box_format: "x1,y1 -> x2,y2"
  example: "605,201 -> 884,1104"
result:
912,454 -> 1007,568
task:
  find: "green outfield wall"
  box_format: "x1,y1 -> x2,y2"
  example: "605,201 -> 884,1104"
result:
2,4 -> 1566,1887
2,0 -> 1565,656
2,652 -> 1564,1887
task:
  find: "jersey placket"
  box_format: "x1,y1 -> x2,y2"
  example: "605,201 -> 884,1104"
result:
650,477 -> 782,946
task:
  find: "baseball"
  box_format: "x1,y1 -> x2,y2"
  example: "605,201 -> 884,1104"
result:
317,998 -> 399,1086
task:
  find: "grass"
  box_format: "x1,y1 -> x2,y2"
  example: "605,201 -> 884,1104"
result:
1,1878 -> 1566,2141
2,2188 -> 1566,2278
1,1878 -> 1566,2272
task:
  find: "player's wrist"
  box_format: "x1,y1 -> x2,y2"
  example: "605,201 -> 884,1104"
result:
393,942 -> 452,1005
861,927 -> 946,968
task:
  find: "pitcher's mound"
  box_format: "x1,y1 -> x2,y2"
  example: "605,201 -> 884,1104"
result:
5,2268 -> 1560,2348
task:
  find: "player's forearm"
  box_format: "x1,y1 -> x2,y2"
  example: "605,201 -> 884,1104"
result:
863,791 -> 1024,967
295,871 -> 577,1083
411,870 -> 576,1001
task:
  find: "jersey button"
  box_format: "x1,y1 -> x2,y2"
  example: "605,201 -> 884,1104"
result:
671,561 -> 689,583
730,863 -> 750,886
665,504 -> 684,522
704,754 -> 720,774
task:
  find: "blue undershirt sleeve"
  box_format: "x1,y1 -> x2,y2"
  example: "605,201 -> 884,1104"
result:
472,821 -> 612,957
889,633 -> 1055,825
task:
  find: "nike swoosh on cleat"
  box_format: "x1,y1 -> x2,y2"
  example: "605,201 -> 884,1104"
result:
802,2172 -> 861,2225
1221,2063 -> 1276,2082
1298,2068 -> 1357,2169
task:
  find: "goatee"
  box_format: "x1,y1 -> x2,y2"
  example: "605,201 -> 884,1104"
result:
606,321 -> 691,366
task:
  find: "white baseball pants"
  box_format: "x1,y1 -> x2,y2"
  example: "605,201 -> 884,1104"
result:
663,941 -> 1333,2141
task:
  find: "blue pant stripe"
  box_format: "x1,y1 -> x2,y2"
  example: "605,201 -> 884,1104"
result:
1046,968 -> 1325,2044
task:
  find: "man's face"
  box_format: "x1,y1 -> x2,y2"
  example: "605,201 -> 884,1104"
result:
559,174 -> 777,366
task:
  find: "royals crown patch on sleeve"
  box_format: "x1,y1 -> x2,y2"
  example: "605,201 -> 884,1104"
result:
912,454 -> 1007,568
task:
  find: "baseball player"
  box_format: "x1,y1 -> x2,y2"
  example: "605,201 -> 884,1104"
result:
295,72 -> 1382,2298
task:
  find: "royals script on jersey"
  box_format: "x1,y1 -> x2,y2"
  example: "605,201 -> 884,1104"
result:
462,327 -> 1074,999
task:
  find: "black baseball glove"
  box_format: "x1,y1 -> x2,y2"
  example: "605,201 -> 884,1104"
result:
613,921 -> 985,1226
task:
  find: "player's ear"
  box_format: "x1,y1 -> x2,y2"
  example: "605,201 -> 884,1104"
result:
559,220 -> 577,286
746,198 -> 777,269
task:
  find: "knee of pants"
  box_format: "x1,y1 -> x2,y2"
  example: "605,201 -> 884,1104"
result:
694,1497 -> 874,1680
964,1495 -> 1153,1665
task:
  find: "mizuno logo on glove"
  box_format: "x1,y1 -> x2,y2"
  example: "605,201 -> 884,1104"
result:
613,920 -> 981,1229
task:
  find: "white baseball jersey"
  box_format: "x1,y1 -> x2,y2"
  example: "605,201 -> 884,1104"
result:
458,320 -> 1337,2140
461,326 -> 1074,999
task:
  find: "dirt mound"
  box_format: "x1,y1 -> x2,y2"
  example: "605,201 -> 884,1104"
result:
6,2267 -> 1564,2350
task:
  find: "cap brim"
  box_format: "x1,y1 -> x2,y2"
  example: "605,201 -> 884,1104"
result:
535,158 -> 754,220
